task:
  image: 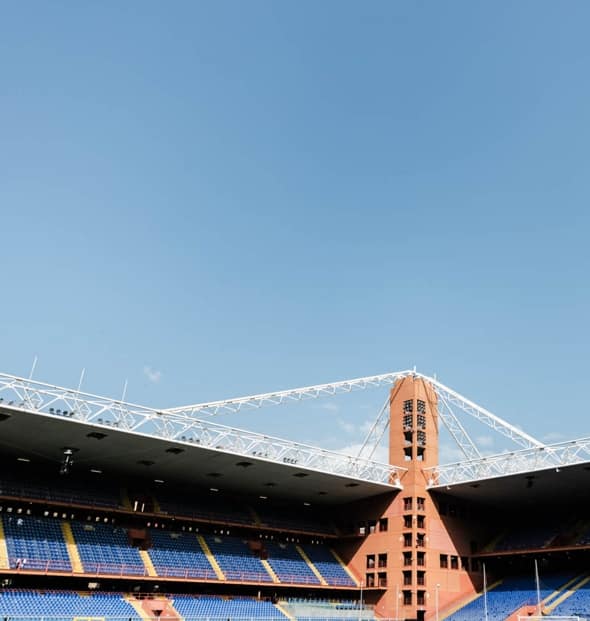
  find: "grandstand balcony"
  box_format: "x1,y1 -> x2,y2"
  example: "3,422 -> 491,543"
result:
0,473 -> 123,510
0,472 -> 341,540
1,512 -> 363,588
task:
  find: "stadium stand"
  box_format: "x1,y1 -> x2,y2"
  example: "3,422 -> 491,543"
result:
204,534 -> 274,582
0,589 -> 141,618
1,515 -> 71,571
0,512 -> 351,587
7,371 -> 590,621
0,474 -> 122,509
264,541 -> 321,584
300,544 -> 356,587
254,504 -> 335,535
493,523 -> 563,551
444,571 -> 577,621
550,577 -> 590,618
171,595 -> 287,619
156,489 -> 255,525
156,490 -> 335,535
148,529 -> 218,579
280,598 -> 376,620
70,521 -> 146,575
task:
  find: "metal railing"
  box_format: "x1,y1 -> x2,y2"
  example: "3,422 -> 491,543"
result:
0,557 -> 357,586
425,436 -> 590,487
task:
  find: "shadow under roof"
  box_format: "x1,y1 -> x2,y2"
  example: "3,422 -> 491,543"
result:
0,405 -> 396,504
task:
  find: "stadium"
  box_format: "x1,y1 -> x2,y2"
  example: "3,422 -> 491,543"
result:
0,369 -> 589,621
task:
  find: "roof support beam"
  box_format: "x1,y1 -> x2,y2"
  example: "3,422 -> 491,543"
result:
357,395 -> 391,461
0,372 -> 404,487
413,372 -> 543,450
424,438 -> 590,487
0,368 -> 547,486
437,392 -> 482,462
164,371 -> 413,417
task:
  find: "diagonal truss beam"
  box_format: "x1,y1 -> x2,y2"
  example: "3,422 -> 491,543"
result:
424,438 -> 590,488
164,371 -> 413,417
437,392 -> 482,461
357,386 -> 484,463
413,372 -> 543,450
357,396 -> 391,461
166,370 -> 543,452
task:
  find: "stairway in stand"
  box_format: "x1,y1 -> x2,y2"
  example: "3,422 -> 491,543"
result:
127,595 -> 182,621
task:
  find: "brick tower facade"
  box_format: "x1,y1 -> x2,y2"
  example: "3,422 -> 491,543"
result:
341,376 -> 486,620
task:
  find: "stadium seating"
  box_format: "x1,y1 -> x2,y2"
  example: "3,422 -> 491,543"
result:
157,490 -> 335,535
550,577 -> 590,618
254,504 -> 335,535
265,541 -> 321,584
71,521 -> 146,575
156,490 -> 254,525
300,544 -> 356,586
0,474 -> 121,509
444,572 -> 576,621
204,534 -> 273,582
2,515 -> 71,572
0,589 -> 141,618
0,474 -> 336,537
494,523 -> 561,551
0,514 -> 348,585
148,529 -> 218,579
172,595 -> 287,619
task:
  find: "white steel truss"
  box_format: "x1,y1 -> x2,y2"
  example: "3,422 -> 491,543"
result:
437,392 -> 482,461
412,372 -> 544,450
167,370 -> 544,453
356,396 -> 391,461
0,367 -> 551,485
164,371 -> 413,416
357,390 -> 484,463
0,372 -> 404,487
424,437 -> 590,488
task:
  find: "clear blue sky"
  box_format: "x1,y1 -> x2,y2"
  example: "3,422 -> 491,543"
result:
1,1 -> 589,461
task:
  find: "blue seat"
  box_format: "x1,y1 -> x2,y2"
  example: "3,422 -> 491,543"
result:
265,541 -> 320,585
445,572 -> 577,621
0,589 -> 141,618
204,534 -> 273,582
172,595 -> 287,619
70,522 -> 146,575
148,530 -> 218,579
300,544 -> 356,586
2,515 -> 71,572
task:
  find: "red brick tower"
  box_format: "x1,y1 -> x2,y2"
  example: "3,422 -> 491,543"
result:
342,376 -> 485,621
